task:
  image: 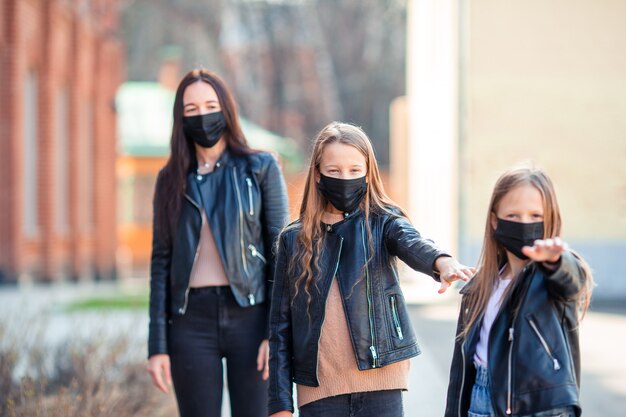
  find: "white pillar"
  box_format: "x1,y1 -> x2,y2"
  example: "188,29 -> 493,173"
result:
406,0 -> 459,254
399,0 -> 459,301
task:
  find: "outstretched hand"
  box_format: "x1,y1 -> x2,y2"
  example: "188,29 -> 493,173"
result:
521,237 -> 566,263
435,257 -> 476,294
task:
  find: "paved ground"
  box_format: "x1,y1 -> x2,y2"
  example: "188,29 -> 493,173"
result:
1,283 -> 624,416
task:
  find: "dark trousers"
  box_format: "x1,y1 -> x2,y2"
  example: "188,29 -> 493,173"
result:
168,286 -> 268,417
299,390 -> 404,417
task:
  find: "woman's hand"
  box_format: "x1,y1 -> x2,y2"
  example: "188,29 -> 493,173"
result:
435,257 -> 476,294
147,354 -> 172,394
257,339 -> 270,380
522,237 -> 565,264
270,412 -> 293,417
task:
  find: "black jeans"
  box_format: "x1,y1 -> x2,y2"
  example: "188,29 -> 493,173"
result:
168,286 -> 268,417
299,390 -> 404,417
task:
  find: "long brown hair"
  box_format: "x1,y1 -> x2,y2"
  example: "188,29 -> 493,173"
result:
291,122 -> 405,308
459,165 -> 594,340
154,69 -> 253,242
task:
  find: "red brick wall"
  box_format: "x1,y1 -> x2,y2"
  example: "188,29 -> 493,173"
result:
0,0 -> 124,282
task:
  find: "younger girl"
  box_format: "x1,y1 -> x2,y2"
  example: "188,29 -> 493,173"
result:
445,166 -> 593,417
268,122 -> 475,417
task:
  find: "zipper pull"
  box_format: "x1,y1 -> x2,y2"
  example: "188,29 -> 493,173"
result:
553,358 -> 561,371
370,346 -> 378,368
248,294 -> 256,305
396,326 -> 404,340
508,327 -> 515,341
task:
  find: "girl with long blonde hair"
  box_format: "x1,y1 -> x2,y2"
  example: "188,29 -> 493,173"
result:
269,122 -> 475,417
445,166 -> 593,417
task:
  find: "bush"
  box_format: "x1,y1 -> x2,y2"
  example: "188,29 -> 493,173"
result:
0,320 -> 176,417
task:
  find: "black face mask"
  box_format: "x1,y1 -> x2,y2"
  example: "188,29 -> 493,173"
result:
317,173 -> 367,213
182,111 -> 226,148
493,218 -> 544,260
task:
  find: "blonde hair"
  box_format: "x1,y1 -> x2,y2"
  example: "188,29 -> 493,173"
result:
291,122 -> 405,308
460,165 -> 593,340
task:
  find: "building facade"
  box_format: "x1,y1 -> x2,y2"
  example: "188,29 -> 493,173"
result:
0,0 -> 124,282
393,0 -> 626,301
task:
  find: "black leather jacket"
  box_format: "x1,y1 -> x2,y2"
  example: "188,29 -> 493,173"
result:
148,150 -> 289,357
268,208 -> 450,414
445,251 -> 586,417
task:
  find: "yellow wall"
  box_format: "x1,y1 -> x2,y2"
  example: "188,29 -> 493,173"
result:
462,0 -> 626,242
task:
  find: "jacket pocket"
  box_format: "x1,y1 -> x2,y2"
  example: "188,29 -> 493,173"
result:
245,177 -> 255,216
248,244 -> 267,264
526,314 -> 561,371
389,294 -> 404,340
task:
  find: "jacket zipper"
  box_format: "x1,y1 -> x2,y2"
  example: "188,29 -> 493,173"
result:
232,167 -> 254,305
507,327 -> 514,414
316,236 -> 344,381
528,318 -> 561,371
361,221 -> 378,368
390,296 -> 404,340
245,177 -> 254,216
248,244 -> 267,264
504,264 -> 531,415
458,338 -> 467,417
181,194 -> 203,314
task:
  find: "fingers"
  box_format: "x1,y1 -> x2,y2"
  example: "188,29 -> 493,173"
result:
257,340 -> 270,380
262,353 -> 270,381
459,267 -> 474,281
163,360 -> 172,387
148,365 -> 168,394
438,279 -> 451,294
264,342 -> 270,380
436,261 -> 476,295
147,355 -> 171,394
443,267 -> 473,283
523,237 -> 566,262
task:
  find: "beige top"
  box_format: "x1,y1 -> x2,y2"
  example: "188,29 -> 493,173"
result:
297,279 -> 410,407
189,210 -> 229,287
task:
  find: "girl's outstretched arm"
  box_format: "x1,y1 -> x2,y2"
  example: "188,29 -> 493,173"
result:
522,238 -> 587,300
384,214 -> 475,293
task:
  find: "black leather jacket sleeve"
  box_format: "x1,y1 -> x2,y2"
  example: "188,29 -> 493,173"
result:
268,232 -> 295,415
540,250 -> 587,301
148,171 -> 171,358
383,214 -> 449,280
260,154 -> 290,337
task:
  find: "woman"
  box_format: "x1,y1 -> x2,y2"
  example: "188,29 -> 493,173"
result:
147,69 -> 290,417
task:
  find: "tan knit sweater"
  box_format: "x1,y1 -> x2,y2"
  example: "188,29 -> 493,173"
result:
297,279 -> 410,407
189,210 -> 229,287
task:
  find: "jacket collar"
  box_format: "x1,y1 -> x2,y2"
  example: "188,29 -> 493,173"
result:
321,207 -> 362,232
188,147 -> 233,174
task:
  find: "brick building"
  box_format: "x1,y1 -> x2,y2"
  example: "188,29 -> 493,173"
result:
0,0 -> 124,282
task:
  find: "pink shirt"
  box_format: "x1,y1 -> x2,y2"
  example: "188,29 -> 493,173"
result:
189,210 -> 229,287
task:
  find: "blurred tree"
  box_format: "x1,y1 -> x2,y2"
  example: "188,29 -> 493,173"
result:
121,0 -> 406,165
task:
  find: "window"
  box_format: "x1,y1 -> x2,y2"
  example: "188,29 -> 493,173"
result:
55,87 -> 70,234
80,101 -> 94,231
23,71 -> 38,237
